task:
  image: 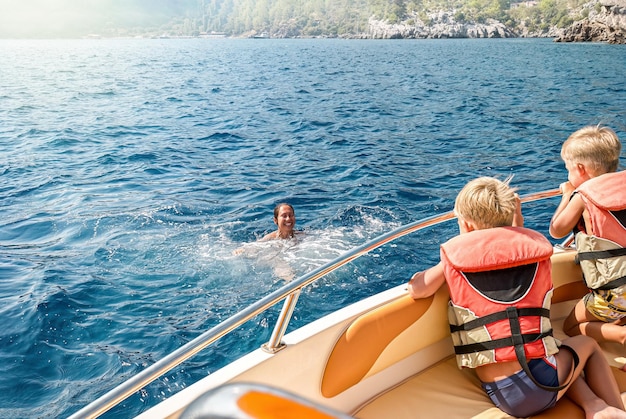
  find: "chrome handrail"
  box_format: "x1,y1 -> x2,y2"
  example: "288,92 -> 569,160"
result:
68,188 -> 561,419
263,289 -> 301,353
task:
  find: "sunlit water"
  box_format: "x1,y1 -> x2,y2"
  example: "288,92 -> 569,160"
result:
0,38 -> 625,418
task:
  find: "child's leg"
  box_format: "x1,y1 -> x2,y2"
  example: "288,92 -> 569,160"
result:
564,299 -> 598,337
579,321 -> 626,346
566,377 -> 626,419
556,335 -> 624,414
564,299 -> 626,346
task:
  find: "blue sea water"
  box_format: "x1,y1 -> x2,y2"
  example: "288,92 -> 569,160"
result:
0,37 -> 625,418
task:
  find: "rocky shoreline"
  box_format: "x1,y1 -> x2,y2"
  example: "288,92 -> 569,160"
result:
368,15 -> 520,40
365,0 -> 626,43
555,0 -> 626,43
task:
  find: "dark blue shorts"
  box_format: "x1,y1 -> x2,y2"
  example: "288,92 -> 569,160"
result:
481,356 -> 559,417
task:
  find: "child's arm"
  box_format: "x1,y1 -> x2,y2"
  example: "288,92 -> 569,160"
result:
407,262 -> 446,299
549,182 -> 585,238
513,194 -> 524,227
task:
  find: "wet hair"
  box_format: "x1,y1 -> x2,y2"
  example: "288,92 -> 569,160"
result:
454,176 -> 517,229
561,125 -> 621,175
273,203 -> 294,219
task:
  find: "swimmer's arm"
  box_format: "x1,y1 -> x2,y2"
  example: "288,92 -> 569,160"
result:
233,241 -> 265,257
408,262 -> 446,299
258,231 -> 278,242
549,187 -> 584,238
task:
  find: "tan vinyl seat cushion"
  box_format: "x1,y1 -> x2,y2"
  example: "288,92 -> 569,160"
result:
355,298 -> 626,419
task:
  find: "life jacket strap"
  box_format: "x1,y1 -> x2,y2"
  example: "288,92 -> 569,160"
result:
449,307 -> 549,333
506,307 -> 570,392
453,331 -> 553,354
575,247 -> 626,263
595,275 -> 626,291
575,246 -> 626,291
453,307 -> 573,392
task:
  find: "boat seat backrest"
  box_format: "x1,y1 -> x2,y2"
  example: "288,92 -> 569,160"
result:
320,288 -> 449,398
550,250 -> 587,304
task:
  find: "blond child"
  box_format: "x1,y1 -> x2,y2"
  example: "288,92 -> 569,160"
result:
549,126 -> 626,355
409,176 -> 625,418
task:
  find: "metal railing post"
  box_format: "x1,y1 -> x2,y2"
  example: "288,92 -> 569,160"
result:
263,290 -> 301,353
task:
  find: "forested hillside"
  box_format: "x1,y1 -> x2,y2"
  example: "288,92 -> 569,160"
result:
0,0 -> 598,38
194,0 -> 588,37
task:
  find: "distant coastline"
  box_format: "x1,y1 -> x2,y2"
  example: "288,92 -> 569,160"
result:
2,0 -> 624,43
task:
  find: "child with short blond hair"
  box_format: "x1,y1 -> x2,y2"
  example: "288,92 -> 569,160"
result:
409,176 -> 625,418
453,175 -> 519,229
549,125 -> 626,357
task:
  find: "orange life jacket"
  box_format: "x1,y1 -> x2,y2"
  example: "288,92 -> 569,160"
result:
440,227 -> 559,370
576,171 -> 626,246
575,171 -> 626,290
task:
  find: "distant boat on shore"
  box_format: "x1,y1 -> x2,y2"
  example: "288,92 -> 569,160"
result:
200,31 -> 227,38
253,32 -> 269,39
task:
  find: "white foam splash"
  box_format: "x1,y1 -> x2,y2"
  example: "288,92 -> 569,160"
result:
198,214 -> 401,284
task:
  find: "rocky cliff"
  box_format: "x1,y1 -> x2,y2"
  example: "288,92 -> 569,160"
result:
368,12 -> 516,39
555,0 -> 626,43
368,0 -> 626,43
